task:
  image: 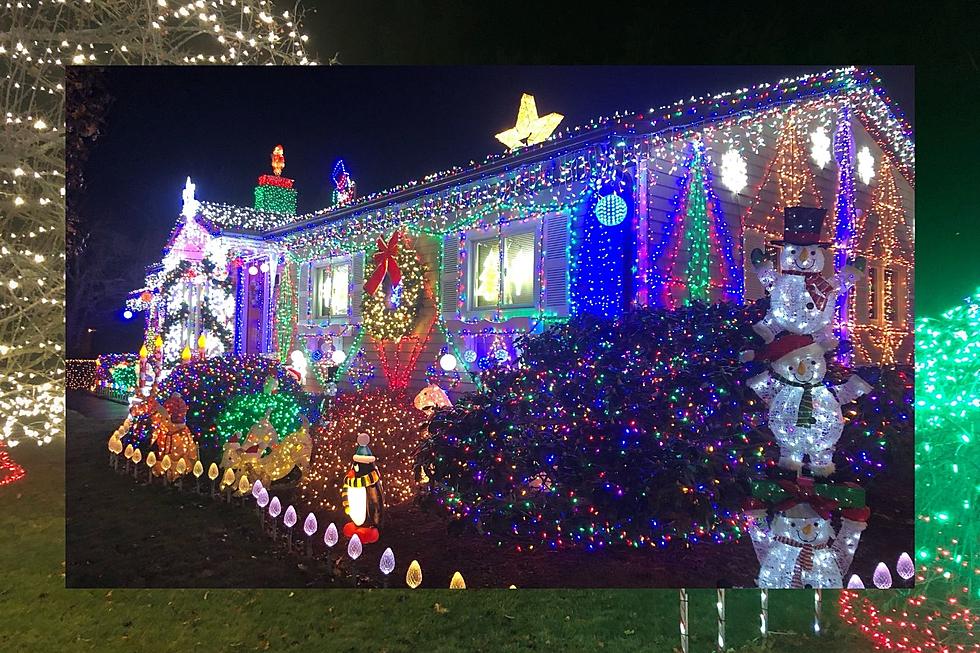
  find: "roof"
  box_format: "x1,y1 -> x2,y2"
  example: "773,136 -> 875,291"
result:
196,67 -> 913,242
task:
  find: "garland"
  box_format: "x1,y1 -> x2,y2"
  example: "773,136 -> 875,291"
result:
361,232 -> 425,341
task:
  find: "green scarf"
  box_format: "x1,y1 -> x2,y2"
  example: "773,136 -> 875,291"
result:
772,373 -> 818,427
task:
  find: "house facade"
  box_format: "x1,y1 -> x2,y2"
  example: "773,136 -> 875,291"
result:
130,68 -> 914,395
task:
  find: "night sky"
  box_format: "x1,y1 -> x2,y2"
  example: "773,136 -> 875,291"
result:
74,65 -> 916,354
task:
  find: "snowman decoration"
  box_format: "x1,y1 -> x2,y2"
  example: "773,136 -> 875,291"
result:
744,478 -> 870,588
747,206 -> 866,348
746,333 -> 873,476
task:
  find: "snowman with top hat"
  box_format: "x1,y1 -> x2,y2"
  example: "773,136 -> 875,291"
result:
745,206 -> 866,350
342,433 -> 384,544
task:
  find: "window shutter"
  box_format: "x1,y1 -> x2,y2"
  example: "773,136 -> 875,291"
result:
297,262 -> 311,320
351,252 -> 364,319
441,235 -> 460,317
543,212 -> 569,313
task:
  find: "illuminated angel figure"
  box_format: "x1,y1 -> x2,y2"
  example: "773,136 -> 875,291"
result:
743,478 -> 870,589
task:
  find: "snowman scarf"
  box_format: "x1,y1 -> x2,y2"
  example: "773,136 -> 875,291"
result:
772,373 -> 818,427
773,535 -> 831,588
783,270 -> 835,311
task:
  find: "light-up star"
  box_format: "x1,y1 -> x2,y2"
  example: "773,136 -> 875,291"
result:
495,93 -> 564,151
181,176 -> 199,218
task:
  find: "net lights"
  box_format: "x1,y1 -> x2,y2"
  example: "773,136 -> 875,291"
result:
296,389 -> 427,515
840,290 -> 979,652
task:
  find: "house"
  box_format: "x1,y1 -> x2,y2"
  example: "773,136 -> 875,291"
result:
129,67 -> 914,396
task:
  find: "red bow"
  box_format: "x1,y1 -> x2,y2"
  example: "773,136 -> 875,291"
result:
364,232 -> 402,295
773,478 -> 839,520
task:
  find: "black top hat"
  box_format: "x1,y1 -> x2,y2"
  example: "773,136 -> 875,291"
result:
772,206 -> 831,247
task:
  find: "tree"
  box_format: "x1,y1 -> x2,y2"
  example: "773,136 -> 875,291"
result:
0,1 -> 326,446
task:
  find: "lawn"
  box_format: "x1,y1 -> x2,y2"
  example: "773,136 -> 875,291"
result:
0,396 -> 882,652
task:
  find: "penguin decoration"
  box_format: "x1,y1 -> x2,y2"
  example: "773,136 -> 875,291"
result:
342,433 -> 384,544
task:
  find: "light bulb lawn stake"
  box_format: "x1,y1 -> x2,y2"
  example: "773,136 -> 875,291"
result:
717,588 -> 726,651
679,589 -> 689,653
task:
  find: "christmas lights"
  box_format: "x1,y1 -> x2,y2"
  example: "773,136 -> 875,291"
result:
745,333 -> 873,476
744,478 -> 869,588
296,389 -> 427,515
840,290 -> 980,652
156,355 -> 317,463
0,441 -> 26,487
361,233 -> 425,341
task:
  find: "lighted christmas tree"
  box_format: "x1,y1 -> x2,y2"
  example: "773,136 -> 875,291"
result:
841,290 -> 979,652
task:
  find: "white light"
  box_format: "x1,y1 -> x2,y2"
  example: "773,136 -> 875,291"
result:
303,512 -> 318,537
439,353 -> 458,371
324,523 -> 339,547
259,261 -> 270,273
720,148 -> 748,193
248,265 -> 259,276
347,533 -> 363,560
380,547 -> 396,575
810,126 -> 832,168
896,552 -> 915,580
846,574 -> 865,589
347,487 -> 367,526
872,562 -> 893,589
123,309 -> 134,320
331,349 -> 347,365
857,146 -> 875,185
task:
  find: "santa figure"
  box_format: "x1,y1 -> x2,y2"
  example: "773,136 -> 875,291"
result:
744,478 -> 870,588
342,433 -> 384,544
748,206 -> 865,348
747,333 -> 873,476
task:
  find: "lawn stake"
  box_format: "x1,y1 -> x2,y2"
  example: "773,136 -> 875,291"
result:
379,547 -> 395,588
303,513 -> 318,558
813,588 -> 822,635
717,588 -> 726,651
760,589 -> 769,638
679,589 -> 689,653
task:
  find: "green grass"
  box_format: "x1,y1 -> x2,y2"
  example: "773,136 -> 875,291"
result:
0,406 -> 879,652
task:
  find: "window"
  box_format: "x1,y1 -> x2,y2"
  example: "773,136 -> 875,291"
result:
313,262 -> 350,318
884,268 -> 897,323
471,231 -> 536,309
867,267 -> 877,321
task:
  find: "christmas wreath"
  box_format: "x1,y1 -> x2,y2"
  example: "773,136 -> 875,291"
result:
361,232 -> 425,341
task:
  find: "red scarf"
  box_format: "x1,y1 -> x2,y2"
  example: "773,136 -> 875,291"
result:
783,270 -> 836,311
773,535 -> 831,588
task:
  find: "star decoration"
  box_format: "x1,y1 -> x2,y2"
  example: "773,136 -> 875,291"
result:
495,94 -> 564,151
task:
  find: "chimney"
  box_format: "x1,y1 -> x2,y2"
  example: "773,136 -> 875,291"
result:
254,144 -> 297,214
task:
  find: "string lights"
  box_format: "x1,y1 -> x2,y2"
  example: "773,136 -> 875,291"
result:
840,290 -> 980,652
296,389 -> 426,514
